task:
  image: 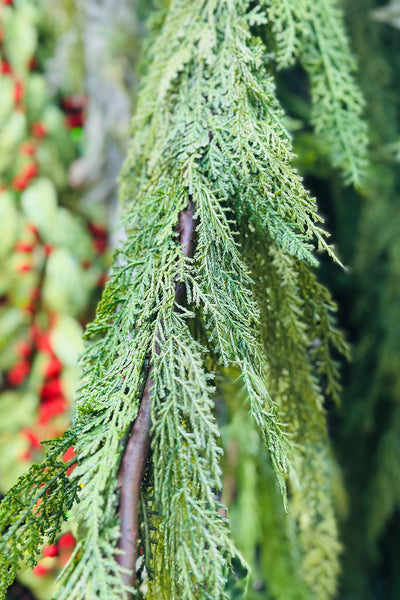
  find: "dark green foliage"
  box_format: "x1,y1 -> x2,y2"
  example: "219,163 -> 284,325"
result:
273,1 -> 400,597
333,1 -> 400,597
0,437 -> 77,598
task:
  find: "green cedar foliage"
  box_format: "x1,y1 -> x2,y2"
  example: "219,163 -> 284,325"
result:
265,0 -> 368,185
0,1 -> 367,599
239,235 -> 348,599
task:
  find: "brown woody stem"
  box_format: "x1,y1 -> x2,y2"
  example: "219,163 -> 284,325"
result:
116,200 -> 197,594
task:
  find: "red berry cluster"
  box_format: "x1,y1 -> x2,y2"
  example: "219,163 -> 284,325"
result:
0,12 -> 47,191
0,16 -> 40,124
11,125 -> 46,191
13,224 -> 38,288
7,215 -> 107,419
62,445 -> 77,476
10,224 -> 54,321
33,325 -> 66,424
32,532 -> 76,577
88,221 -> 108,255
0,56 -> 25,105
62,95 -> 87,130
11,322 -> 64,461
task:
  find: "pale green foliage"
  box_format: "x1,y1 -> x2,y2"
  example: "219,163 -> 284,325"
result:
148,318 -> 237,599
241,234 -> 348,598
290,444 -> 342,600
220,404 -> 310,600
0,1 -> 366,599
266,0 -> 368,185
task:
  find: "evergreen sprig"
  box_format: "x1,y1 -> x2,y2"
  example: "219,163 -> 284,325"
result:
0,1 -> 367,598
241,233 -> 348,599
0,436 -> 77,597
266,0 -> 368,185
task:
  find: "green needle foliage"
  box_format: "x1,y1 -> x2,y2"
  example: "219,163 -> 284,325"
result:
239,234 -> 349,599
266,0 -> 368,185
0,1 -> 367,599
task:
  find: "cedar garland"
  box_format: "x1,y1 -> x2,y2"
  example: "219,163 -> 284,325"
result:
117,200 -> 197,590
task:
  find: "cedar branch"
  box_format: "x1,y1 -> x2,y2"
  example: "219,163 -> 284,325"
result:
116,199 -> 197,594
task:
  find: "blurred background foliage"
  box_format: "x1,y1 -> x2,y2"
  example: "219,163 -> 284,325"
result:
0,0 -> 136,596
274,0 -> 400,597
0,0 -> 399,599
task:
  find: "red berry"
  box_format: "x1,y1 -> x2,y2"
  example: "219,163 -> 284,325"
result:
32,122 -> 47,138
23,301 -> 36,315
20,141 -> 36,156
17,263 -> 33,273
63,446 -> 76,463
36,331 -> 53,354
23,428 -> 41,448
65,113 -> 85,129
58,532 -> 76,549
12,175 -> 28,191
40,378 -> 63,399
45,356 -> 62,379
26,222 -> 39,236
13,80 -> 24,104
43,243 -> 54,257
7,360 -> 30,385
97,273 -> 108,288
63,446 -> 77,475
38,396 -> 66,423
93,237 -> 107,254
66,464 -> 77,476
15,241 -> 35,253
30,323 -> 42,344
61,95 -> 88,111
33,563 -> 48,577
88,222 -> 107,237
0,61 -> 11,74
31,286 -> 41,300
43,545 -> 59,558
15,340 -> 32,358
21,162 -> 38,182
